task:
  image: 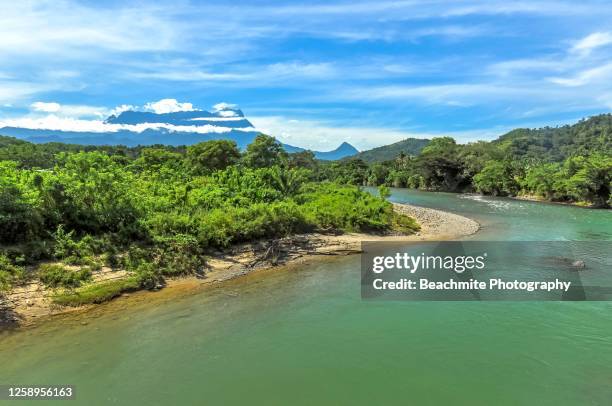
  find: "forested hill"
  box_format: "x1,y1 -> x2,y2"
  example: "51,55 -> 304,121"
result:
494,113 -> 612,162
322,114 -> 611,207
346,138 -> 430,163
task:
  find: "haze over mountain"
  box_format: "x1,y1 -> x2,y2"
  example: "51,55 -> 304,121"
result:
0,101 -> 358,160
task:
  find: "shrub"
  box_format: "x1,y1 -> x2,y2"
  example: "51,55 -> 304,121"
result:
38,264 -> 92,288
392,213 -> 420,234
133,262 -> 164,290
154,234 -> 205,276
297,183 -> 394,232
0,254 -> 25,293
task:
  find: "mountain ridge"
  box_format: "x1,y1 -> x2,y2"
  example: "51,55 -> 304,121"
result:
344,138 -> 430,163
0,105 -> 358,160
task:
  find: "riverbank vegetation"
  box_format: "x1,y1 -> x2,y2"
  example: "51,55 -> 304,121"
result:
0,134 -> 418,302
323,114 -> 612,208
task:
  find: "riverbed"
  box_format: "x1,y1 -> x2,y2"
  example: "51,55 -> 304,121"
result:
1,189 -> 611,405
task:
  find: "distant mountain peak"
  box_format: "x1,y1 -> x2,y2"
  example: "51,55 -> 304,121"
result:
337,141 -> 358,151
282,141 -> 358,160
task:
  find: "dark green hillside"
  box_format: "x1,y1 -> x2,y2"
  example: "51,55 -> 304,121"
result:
495,114 -> 612,161
346,138 -> 430,163
323,115 -> 612,207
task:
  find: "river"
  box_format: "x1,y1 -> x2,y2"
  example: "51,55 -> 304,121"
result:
1,189 -> 611,405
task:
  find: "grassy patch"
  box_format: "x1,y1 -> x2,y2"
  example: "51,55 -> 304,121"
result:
51,277 -> 141,307
392,213 -> 420,234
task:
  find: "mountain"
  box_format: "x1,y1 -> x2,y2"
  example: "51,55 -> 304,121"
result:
285,141 -> 359,160
0,105 -> 260,149
346,138 -> 430,163
315,142 -> 359,160
0,104 -> 358,160
494,113 -> 612,161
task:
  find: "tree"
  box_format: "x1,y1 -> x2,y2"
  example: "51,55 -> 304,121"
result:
136,147 -> 182,172
0,161 -> 43,243
268,167 -> 309,197
473,161 -> 519,196
561,154 -> 612,207
378,185 -> 391,200
288,150 -> 318,170
367,163 -> 390,186
186,140 -> 240,174
242,134 -> 287,168
522,163 -> 562,199
415,137 -> 470,191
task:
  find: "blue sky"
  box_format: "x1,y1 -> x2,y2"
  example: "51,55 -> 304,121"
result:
1,0 -> 612,150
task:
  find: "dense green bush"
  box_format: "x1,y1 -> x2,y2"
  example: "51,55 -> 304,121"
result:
297,183 -> 393,232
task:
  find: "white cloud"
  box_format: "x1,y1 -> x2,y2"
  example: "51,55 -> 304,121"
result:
129,62 -> 337,84
548,62 -> 612,87
131,70 -> 252,82
571,32 -> 612,55
0,1 -> 177,56
0,115 -> 255,134
143,99 -> 196,114
30,101 -> 111,118
340,83 -> 547,107
213,102 -> 238,111
109,104 -> 136,117
31,101 -> 61,113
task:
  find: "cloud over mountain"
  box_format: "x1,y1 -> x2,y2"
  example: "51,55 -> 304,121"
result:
0,99 -> 359,159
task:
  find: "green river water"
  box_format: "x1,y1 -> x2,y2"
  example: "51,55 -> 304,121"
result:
1,189 -> 612,405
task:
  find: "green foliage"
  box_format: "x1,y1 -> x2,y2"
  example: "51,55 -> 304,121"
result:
320,159 -> 369,186
242,134 -> 287,168
186,140 -> 240,174
0,133 -> 419,302
54,152 -> 142,236
392,213 -> 421,234
557,154 -> 612,207
297,183 -> 394,232
267,167 -> 309,197
521,163 -> 561,199
133,147 -> 183,173
38,263 -> 92,289
0,254 -> 25,293
322,115 -> 611,207
495,114 -> 612,161
154,234 -> 205,276
51,277 -> 141,306
378,185 -> 391,200
288,150 -> 318,170
0,161 -> 43,243
473,161 -> 520,196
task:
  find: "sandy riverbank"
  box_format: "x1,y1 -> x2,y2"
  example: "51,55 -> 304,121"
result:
1,203 -> 479,329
